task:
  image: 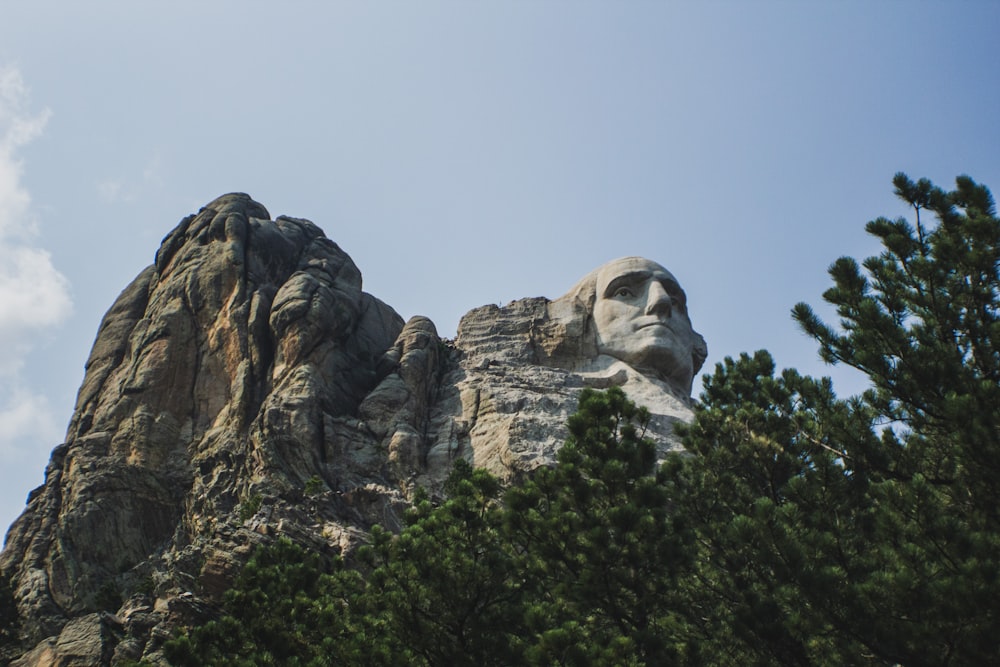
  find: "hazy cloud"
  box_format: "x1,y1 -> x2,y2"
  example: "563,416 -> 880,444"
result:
97,153 -> 162,203
0,245 -> 72,373
97,178 -> 132,203
0,65 -> 71,461
142,153 -> 163,186
0,389 -> 62,463
0,67 -> 50,241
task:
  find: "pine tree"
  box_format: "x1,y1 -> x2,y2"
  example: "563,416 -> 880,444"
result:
506,387 -> 694,666
671,173 -> 1000,665
162,538 -> 364,666
359,460 -> 527,666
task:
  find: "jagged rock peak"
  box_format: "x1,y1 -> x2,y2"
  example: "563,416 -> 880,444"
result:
0,197 -> 706,665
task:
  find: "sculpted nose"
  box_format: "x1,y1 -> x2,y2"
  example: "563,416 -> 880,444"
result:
645,282 -> 672,317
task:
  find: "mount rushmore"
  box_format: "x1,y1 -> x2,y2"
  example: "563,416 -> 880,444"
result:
0,193 -> 705,665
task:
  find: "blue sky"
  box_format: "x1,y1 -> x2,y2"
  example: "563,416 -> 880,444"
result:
1,1 -> 998,532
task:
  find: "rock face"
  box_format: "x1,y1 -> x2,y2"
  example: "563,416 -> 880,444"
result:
0,195 -> 706,665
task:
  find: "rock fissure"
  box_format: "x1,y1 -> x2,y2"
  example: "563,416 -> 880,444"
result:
177,294 -> 205,439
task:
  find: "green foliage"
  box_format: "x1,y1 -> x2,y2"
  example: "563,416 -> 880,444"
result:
303,475 -> 324,497
671,352 -> 888,664
238,493 -> 263,522
672,173 -> 1000,665
0,569 -> 18,646
134,575 -> 156,597
360,460 -> 526,665
506,387 -> 694,665
163,538 -> 365,666
94,580 -> 122,613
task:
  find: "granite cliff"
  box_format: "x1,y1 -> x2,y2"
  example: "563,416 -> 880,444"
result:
0,194 -> 705,665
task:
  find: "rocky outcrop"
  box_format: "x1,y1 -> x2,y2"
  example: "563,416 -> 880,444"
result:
0,195 -> 705,665
417,296 -> 697,489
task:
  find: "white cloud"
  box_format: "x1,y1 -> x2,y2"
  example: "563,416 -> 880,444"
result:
97,178 -> 131,203
0,245 -> 71,373
142,153 -> 163,186
0,68 -> 49,151
97,152 -> 162,203
0,389 -> 63,464
0,66 -> 71,464
0,67 -> 51,242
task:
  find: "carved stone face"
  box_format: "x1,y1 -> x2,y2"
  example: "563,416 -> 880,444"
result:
592,257 -> 703,392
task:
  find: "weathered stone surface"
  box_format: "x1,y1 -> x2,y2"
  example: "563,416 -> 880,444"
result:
0,195 -> 705,665
10,613 -> 122,667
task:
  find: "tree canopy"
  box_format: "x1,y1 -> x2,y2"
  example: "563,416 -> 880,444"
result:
163,173 -> 1000,666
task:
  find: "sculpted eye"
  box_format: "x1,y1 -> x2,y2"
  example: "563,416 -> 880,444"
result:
614,287 -> 634,298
